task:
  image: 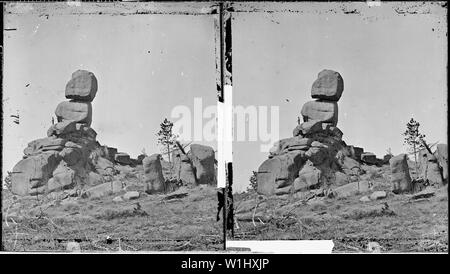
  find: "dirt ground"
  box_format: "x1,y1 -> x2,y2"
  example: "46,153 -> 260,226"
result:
2,183 -> 223,252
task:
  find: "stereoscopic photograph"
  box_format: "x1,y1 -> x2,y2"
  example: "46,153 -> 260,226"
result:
2,1 -> 223,252
230,1 -> 447,253
1,1 -> 448,255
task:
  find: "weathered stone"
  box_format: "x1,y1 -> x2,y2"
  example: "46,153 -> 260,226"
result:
297,120 -> 323,136
47,120 -> 78,137
390,154 -> 413,194
322,124 -> 343,139
113,196 -> 123,203
411,187 -> 435,199
94,157 -> 116,176
59,147 -> 83,166
419,148 -> 444,185
333,181 -> 370,197
11,151 -> 61,196
279,137 -> 313,152
359,196 -> 371,202
361,152 -> 377,165
370,191 -> 387,200
123,191 -> 140,200
88,171 -> 104,186
47,163 -> 76,193
301,100 -> 338,126
347,145 -> 363,161
334,171 -> 350,186
257,151 -> 305,196
65,70 -> 98,102
143,154 -> 166,194
172,149 -> 197,185
293,125 -> 302,137
114,153 -> 131,165
189,144 -> 215,185
24,137 -> 67,156
311,69 -> 344,101
435,144 -> 448,184
293,162 -> 322,192
55,100 -> 92,126
85,181 -> 122,198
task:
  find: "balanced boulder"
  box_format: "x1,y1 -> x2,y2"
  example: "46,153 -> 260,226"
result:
65,70 -> 98,102
189,144 -> 215,185
55,100 -> 92,126
311,69 -> 344,101
301,100 -> 338,126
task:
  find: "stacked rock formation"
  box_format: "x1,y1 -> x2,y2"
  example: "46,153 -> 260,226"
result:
257,69 -> 365,196
11,70 -> 117,196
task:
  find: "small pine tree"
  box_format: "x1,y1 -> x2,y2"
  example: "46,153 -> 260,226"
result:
403,118 -> 426,177
156,118 -> 178,164
248,171 -> 258,191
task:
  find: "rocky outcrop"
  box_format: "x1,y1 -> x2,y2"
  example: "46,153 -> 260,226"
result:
65,70 -> 98,102
311,69 -> 344,101
390,154 -> 413,194
435,144 -> 448,184
256,69 -> 365,196
172,149 -> 197,185
189,144 -> 216,185
143,154 -> 166,194
10,70 -> 116,196
418,148 -> 445,186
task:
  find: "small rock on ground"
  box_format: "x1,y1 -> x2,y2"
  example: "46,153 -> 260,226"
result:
370,191 -> 387,200
123,191 -> 140,200
113,196 -> 123,203
359,196 -> 371,202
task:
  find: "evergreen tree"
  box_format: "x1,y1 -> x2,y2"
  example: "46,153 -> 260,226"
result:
156,118 -> 178,164
402,118 -> 426,177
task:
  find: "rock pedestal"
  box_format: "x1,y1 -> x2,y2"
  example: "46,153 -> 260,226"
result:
257,69 -> 364,196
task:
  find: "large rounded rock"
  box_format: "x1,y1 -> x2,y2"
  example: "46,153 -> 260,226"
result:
143,154 -> 165,194
435,144 -> 448,184
389,154 -> 413,194
301,100 -> 338,126
65,70 -> 98,102
172,150 -> 197,185
11,151 -> 61,196
256,151 -> 305,196
47,163 -> 76,193
55,100 -> 92,126
311,69 -> 344,101
189,144 -> 215,185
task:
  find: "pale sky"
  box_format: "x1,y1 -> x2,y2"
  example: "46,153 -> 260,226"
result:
2,2 -> 447,193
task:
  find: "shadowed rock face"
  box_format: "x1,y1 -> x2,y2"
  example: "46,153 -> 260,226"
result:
143,154 -> 165,194
11,70 -> 116,196
435,144 -> 448,184
311,69 -> 344,101
55,101 -> 93,126
189,144 -> 216,185
390,154 -> 413,194
65,70 -> 98,102
301,100 -> 338,126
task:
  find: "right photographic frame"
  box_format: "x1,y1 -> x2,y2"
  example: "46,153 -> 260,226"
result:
229,1 -> 447,253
